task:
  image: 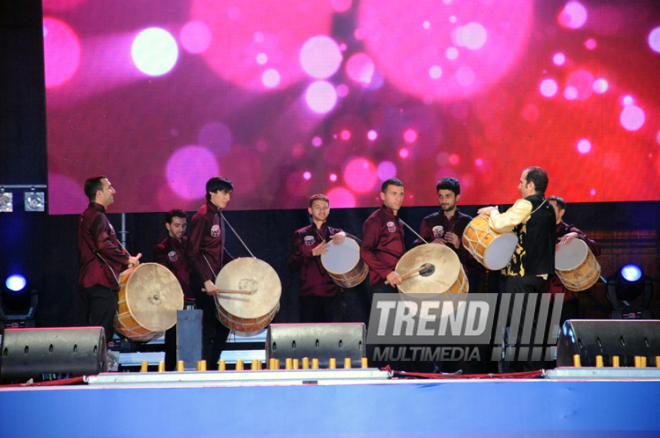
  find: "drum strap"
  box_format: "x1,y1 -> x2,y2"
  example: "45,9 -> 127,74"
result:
221,213 -> 256,258
399,217 -> 429,244
202,254 -> 218,281
529,198 -> 549,216
92,249 -> 121,287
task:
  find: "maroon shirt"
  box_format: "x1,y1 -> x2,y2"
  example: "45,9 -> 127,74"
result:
288,224 -> 359,297
361,205 -> 405,285
77,202 -> 130,291
154,236 -> 193,300
545,221 -> 601,301
185,200 -> 233,284
413,208 -> 473,266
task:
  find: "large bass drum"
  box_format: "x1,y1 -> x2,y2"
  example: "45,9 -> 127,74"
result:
395,244 -> 468,319
214,258 -> 282,332
114,263 -> 184,342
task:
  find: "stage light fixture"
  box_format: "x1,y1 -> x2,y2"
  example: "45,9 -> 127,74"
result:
0,190 -> 13,212
24,191 -> 45,212
620,264 -> 642,283
5,274 -> 27,292
606,264 -> 653,319
1,274 -> 38,328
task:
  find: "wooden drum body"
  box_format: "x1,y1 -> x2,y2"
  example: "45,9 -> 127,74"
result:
462,215 -> 518,271
555,238 -> 601,291
114,263 -> 184,342
321,237 -> 368,288
214,258 -> 282,332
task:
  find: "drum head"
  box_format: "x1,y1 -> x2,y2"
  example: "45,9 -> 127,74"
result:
321,237 -> 360,274
215,258 -> 282,319
396,244 -> 462,294
483,233 -> 518,270
555,238 -> 588,271
124,263 -> 184,332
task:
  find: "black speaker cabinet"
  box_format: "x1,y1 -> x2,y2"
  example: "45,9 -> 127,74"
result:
0,327 -> 108,379
267,323 -> 366,368
557,319 -> 660,367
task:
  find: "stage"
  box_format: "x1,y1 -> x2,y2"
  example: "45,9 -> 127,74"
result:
2,369 -> 660,437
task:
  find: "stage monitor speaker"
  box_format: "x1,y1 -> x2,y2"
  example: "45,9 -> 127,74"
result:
0,327 -> 108,379
557,319 -> 660,367
267,323 -> 365,368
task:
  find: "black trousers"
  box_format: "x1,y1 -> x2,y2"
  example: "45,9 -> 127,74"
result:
505,275 -> 548,372
299,294 -> 343,323
193,288 -> 230,368
80,285 -> 118,343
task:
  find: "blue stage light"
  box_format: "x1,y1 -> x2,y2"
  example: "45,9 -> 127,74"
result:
620,264 -> 642,283
5,274 -> 27,292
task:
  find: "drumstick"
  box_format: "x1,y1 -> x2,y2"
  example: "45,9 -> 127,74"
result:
201,288 -> 252,295
385,263 -> 432,285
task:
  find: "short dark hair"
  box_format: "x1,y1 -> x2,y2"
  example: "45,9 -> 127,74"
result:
547,196 -> 566,210
436,177 -> 460,196
206,177 -> 233,201
84,175 -> 107,202
165,209 -> 187,224
381,177 -> 403,193
309,194 -> 329,208
524,166 -> 548,194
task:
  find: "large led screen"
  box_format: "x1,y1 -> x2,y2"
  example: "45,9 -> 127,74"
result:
44,0 -> 660,214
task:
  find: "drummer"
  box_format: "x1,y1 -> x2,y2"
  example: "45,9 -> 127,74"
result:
287,194 -> 360,323
77,175 -> 141,343
361,178 -> 405,294
153,209 -> 194,370
478,167 -> 555,371
185,177 -> 235,368
546,196 -> 601,324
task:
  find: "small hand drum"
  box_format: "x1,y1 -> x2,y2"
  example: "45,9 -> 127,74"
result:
555,238 -> 601,291
321,237 -> 368,288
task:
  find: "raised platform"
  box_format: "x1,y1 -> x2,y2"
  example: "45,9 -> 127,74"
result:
2,369 -> 660,437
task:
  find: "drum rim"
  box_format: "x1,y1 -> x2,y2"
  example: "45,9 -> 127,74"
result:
320,237 -> 361,274
482,233 -> 518,270
214,258 -> 282,318
555,238 -> 590,271
396,244 -> 462,294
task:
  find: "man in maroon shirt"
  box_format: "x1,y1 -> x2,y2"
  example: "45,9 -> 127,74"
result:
414,177 -> 473,265
77,176 -> 141,342
185,177 -> 234,367
546,196 -> 601,325
361,178 -> 405,295
154,208 -> 194,370
288,194 -> 356,323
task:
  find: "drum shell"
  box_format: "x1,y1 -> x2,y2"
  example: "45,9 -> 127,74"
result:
555,242 -> 601,292
114,264 -> 183,342
462,215 -> 517,271
216,302 -> 279,332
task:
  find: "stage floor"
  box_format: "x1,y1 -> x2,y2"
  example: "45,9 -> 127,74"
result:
2,369 -> 660,437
